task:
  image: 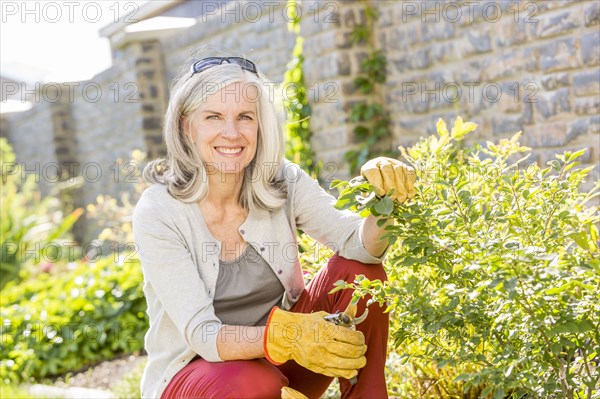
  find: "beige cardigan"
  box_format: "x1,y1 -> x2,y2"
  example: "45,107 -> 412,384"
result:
132,160 -> 385,398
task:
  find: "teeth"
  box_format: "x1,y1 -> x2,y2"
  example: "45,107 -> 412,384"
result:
216,147 -> 243,154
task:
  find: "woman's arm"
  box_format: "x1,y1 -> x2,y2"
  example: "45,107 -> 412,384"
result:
216,325 -> 265,360
361,214 -> 394,258
288,162 -> 386,264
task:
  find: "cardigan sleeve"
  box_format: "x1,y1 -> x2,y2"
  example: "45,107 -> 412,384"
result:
133,187 -> 223,362
285,161 -> 387,264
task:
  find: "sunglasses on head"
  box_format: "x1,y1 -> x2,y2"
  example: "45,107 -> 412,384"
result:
190,57 -> 258,77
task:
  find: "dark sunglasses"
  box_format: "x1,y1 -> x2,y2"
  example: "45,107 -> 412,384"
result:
190,57 -> 258,77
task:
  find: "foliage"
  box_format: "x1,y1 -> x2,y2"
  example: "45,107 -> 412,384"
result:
332,117 -> 600,398
283,0 -> 318,178
344,1 -> 393,174
0,254 -> 147,384
0,138 -> 83,289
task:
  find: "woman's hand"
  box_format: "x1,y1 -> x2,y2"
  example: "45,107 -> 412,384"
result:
264,308 -> 367,380
360,157 -> 416,203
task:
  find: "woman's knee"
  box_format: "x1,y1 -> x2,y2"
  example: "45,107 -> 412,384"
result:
178,359 -> 286,399
222,359 -> 286,398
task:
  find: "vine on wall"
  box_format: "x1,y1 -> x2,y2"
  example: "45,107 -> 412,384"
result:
344,1 -> 394,174
283,0 -> 318,177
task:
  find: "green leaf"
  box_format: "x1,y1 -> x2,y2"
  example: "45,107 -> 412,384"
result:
373,196 -> 394,216
481,386 -> 494,397
572,232 -> 590,250
567,148 -> 586,162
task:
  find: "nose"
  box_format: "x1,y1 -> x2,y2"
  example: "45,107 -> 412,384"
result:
221,118 -> 241,139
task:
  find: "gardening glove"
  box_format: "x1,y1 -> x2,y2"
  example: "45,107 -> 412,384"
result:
264,307 -> 367,380
360,157 -> 416,203
281,387 -> 309,399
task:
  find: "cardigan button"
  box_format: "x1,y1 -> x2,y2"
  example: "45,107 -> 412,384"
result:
278,270 -> 283,274
240,229 -> 245,235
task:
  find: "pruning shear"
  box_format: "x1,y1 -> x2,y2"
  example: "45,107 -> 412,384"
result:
323,299 -> 374,384
323,301 -> 370,327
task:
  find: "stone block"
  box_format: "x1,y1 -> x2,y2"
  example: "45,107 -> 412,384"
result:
524,122 -> 568,147
342,7 -> 366,28
574,96 -> 600,116
421,20 -> 455,41
523,47 -> 540,72
541,72 -> 570,91
582,31 -> 600,66
429,41 -> 457,65
388,49 -> 430,73
388,57 -> 407,75
462,29 -> 492,56
342,80 -> 357,96
407,95 -> 430,114
590,115 -> 600,134
389,25 -> 421,51
534,88 -> 571,120
492,115 -> 525,137
522,102 -> 534,125
495,17 -> 529,48
312,126 -> 350,152
539,37 -> 581,72
573,70 -> 600,97
336,53 -> 351,76
533,0 -> 578,13
567,118 -> 589,142
498,82 -> 522,113
459,84 -> 487,115
534,9 -> 580,38
453,59 -> 485,82
376,4 -> 394,28
484,48 -> 535,80
585,1 -> 599,26
142,117 -> 162,130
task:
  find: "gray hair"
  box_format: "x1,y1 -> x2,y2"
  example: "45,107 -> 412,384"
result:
142,63 -> 287,210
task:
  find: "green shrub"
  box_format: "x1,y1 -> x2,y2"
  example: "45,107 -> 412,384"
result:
332,117 -> 599,399
0,138 -> 82,289
1,254 -> 147,384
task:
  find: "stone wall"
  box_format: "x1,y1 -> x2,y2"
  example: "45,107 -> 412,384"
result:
4,102 -> 57,195
377,0 -> 599,169
2,0 -> 598,242
300,0 -> 599,182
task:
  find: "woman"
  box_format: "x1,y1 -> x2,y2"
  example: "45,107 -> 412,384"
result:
133,56 -> 415,399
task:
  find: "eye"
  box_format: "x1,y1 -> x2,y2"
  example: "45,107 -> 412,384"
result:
240,114 -> 253,120
206,115 -> 220,120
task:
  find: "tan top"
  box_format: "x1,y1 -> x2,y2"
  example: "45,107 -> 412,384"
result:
213,244 -> 284,326
132,160 -> 387,399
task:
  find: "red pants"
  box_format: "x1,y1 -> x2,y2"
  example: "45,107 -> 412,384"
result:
161,254 -> 389,399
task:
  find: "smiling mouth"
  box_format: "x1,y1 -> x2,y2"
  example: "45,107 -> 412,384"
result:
215,147 -> 244,155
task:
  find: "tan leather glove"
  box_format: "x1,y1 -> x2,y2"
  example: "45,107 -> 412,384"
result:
281,387 -> 309,399
361,157 -> 416,203
264,308 -> 367,380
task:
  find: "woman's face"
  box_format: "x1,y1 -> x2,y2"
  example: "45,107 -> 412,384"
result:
185,82 -> 259,176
